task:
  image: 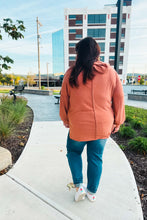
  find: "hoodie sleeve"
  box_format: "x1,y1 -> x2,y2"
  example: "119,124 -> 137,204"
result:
59,72 -> 70,125
112,71 -> 125,126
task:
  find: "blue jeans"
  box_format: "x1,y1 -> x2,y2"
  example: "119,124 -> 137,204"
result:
66,134 -> 107,194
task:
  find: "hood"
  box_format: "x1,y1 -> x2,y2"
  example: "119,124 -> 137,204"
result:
93,61 -> 109,74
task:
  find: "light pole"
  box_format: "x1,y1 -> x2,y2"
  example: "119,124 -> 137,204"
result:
114,0 -> 123,74
46,62 -> 49,90
36,17 -> 42,90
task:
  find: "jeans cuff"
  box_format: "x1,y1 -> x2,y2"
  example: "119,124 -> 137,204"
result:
75,183 -> 83,188
87,188 -> 96,194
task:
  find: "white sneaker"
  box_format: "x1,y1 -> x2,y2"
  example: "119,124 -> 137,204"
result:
86,191 -> 96,202
75,185 -> 86,202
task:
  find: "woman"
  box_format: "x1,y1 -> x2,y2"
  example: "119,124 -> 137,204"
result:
60,37 -> 125,202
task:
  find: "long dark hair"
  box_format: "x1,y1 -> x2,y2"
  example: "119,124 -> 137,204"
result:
69,37 -> 101,87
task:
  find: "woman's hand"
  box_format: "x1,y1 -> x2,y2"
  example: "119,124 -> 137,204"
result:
111,124 -> 120,134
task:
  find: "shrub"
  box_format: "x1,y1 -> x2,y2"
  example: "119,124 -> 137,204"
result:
119,125 -> 136,138
128,136 -> 147,154
130,118 -> 143,129
11,102 -> 28,125
0,115 -> 15,141
119,145 -> 127,150
125,116 -> 133,123
41,86 -> 45,90
0,96 -> 28,141
141,124 -> 147,137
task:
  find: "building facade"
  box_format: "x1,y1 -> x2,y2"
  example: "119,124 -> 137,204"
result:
64,0 -> 132,84
52,29 -> 64,74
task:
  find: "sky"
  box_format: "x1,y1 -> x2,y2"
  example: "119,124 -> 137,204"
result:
0,0 -> 147,75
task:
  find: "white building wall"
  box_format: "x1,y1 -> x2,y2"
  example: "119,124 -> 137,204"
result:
64,5 -> 132,84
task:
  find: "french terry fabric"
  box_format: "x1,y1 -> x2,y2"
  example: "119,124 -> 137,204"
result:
60,61 -> 125,141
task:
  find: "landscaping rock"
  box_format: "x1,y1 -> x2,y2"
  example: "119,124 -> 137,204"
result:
0,147 -> 12,171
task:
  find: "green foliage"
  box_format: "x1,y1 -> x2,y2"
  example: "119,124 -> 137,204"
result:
128,137 -> 147,154
0,96 -> 28,141
0,18 -> 25,72
125,105 -> 147,125
139,76 -> 144,85
125,116 -> 133,123
119,144 -> 127,150
141,124 -> 147,137
41,86 -> 45,90
1,18 -> 25,40
130,118 -> 143,129
119,125 -> 136,138
0,90 -> 10,93
0,115 -> 15,141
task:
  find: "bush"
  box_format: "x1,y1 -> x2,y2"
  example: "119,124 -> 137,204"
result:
0,96 -> 28,141
141,124 -> 147,137
119,125 -> 136,138
41,86 -> 45,90
130,118 -> 143,129
128,136 -> 147,154
119,144 -> 127,150
0,115 -> 15,141
125,116 -> 133,123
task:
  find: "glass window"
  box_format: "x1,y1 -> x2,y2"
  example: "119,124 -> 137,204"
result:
109,56 -> 115,60
119,60 -> 123,64
100,56 -> 104,62
110,42 -> 115,47
88,14 -> 106,24
120,47 -> 124,51
69,29 -> 76,33
98,43 -> 105,52
75,34 -> 82,39
69,56 -> 76,61
121,33 -> 125,38
111,28 -> 116,32
111,14 -> 117,18
87,29 -> 106,38
69,43 -> 76,47
69,15 -> 76,19
76,20 -> 83,24
122,18 -> 126,23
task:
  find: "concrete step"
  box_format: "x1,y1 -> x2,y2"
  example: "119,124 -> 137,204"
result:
0,147 -> 12,171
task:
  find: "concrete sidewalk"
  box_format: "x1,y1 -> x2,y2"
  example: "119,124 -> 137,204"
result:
0,121 -> 143,220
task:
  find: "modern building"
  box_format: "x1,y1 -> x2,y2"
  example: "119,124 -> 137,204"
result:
64,0 -> 132,84
52,29 -> 64,74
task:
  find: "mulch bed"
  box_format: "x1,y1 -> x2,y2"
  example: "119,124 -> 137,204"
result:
0,105 -> 33,174
111,132 -> 147,220
0,106 -> 146,219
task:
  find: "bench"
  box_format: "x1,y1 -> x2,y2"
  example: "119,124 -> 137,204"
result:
131,89 -> 147,94
10,85 -> 25,102
54,95 -> 60,104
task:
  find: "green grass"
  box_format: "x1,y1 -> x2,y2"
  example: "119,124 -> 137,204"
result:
125,105 -> 147,125
118,106 -> 147,154
53,89 -> 60,95
0,90 -> 10,93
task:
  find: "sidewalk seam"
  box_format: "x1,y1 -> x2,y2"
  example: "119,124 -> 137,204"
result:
6,173 -> 80,220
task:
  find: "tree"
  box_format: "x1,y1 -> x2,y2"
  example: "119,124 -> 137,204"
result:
140,76 -> 144,85
0,18 -> 25,72
5,74 -> 12,85
27,73 -> 36,86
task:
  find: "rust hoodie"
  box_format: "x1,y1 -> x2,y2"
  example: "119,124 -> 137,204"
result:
60,61 -> 125,141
